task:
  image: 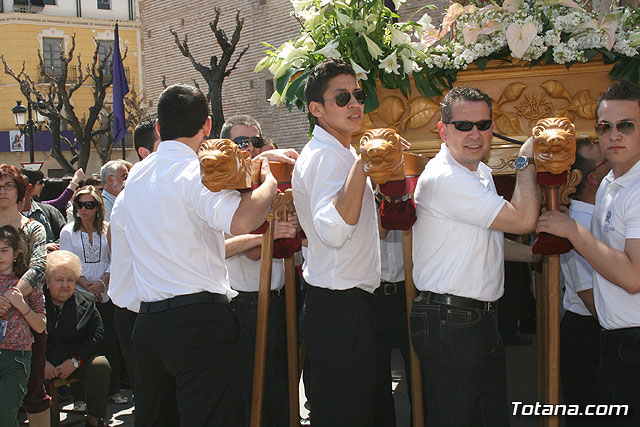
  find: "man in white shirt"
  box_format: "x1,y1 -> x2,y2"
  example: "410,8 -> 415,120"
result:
411,86 -> 539,426
221,114 -> 298,427
559,137 -> 610,427
108,84 -> 278,427
292,58 -> 380,426
538,80 -> 640,426
99,160 -> 128,222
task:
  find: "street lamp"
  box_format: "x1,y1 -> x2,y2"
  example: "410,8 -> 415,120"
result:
11,99 -> 46,163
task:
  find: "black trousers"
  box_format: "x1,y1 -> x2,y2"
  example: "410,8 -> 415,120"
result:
373,282 -> 412,427
303,285 -> 377,427
114,306 -> 138,391
596,329 -> 640,427
560,310 -> 600,427
133,301 -> 243,427
97,300 -> 121,394
230,291 -> 289,427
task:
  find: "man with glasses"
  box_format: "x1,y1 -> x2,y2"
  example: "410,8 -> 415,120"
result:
538,79 -> 640,426
219,114 -> 296,426
292,58 -> 379,426
558,137 -> 610,427
410,86 -> 538,426
99,160 -> 128,222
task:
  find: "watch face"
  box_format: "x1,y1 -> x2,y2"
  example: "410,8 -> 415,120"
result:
515,156 -> 528,170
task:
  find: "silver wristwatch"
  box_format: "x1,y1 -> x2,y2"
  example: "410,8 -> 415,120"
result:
515,156 -> 535,171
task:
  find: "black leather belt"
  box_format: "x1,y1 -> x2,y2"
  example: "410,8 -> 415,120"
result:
234,289 -> 284,300
601,327 -> 640,346
308,285 -> 374,304
139,291 -> 228,314
375,281 -> 405,296
421,291 -> 498,312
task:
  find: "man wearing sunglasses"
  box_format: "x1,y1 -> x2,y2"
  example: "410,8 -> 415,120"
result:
538,80 -> 640,425
220,114 -> 297,426
411,86 -> 539,426
109,84 -> 278,426
292,58 -> 380,426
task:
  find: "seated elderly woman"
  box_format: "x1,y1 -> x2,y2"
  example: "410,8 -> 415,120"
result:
43,250 -> 111,427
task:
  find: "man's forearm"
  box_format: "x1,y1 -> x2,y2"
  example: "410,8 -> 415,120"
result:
333,157 -> 367,226
225,234 -> 263,258
510,166 -> 539,232
230,176 -> 277,236
503,238 -> 539,262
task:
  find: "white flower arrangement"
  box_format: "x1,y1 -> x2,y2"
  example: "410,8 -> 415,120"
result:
256,0 -> 640,115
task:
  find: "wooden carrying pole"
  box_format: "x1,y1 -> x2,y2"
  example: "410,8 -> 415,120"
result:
250,222 -> 275,427
402,229 -> 425,427
537,186 -> 562,427
284,257 -> 300,427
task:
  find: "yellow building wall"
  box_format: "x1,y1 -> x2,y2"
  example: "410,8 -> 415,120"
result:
0,13 -> 142,176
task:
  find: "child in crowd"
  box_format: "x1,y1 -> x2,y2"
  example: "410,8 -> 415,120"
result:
0,225 -> 46,427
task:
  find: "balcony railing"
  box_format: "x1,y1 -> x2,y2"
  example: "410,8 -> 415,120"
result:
37,66 -> 131,85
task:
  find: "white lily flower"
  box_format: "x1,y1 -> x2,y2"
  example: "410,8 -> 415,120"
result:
391,0 -> 406,9
363,34 -> 384,58
313,39 -> 341,59
297,7 -> 320,22
379,50 -> 401,75
350,59 -> 369,81
254,56 -> 272,73
506,22 -> 538,58
290,0 -> 313,13
278,42 -> 306,63
335,10 -> 351,26
268,90 -> 282,106
295,33 -> 316,52
389,26 -> 411,47
399,50 -> 422,76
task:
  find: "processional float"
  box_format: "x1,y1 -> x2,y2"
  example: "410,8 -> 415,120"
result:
199,139 -> 301,427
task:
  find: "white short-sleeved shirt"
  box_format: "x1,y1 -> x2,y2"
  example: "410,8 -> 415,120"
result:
381,229 -> 405,283
108,140 -> 242,313
413,143 -> 506,301
560,200 -> 595,316
292,125 -> 380,292
592,160 -> 640,330
225,254 -> 285,292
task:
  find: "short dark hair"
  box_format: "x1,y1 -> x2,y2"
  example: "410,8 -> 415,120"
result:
596,79 -> 640,121
157,84 -> 209,141
134,117 -> 159,160
40,177 -> 72,203
20,168 -> 44,186
305,58 -> 356,112
573,138 -> 597,196
220,115 -> 262,140
440,86 -> 492,123
0,164 -> 28,204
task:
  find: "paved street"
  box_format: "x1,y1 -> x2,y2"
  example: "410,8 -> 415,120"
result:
50,333 -> 543,427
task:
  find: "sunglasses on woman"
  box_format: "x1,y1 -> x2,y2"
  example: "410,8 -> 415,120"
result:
444,120 -> 493,132
324,89 -> 367,108
595,120 -> 639,136
75,201 -> 97,210
233,136 -> 265,150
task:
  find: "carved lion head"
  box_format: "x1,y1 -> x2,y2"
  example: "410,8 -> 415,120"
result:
532,117 -> 576,175
198,139 -> 253,192
359,128 -> 405,184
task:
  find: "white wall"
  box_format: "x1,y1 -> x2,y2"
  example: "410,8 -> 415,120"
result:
3,0 -> 138,20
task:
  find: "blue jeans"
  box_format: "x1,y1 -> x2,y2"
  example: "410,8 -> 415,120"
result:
409,293 -> 509,427
0,349 -> 31,427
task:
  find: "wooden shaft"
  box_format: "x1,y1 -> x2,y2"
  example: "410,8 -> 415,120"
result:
250,222 -> 275,427
546,187 -> 559,211
545,255 -> 561,427
535,261 -> 547,419
284,257 -> 300,427
402,229 -> 425,427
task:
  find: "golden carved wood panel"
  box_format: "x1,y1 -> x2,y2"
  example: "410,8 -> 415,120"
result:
354,60 -> 614,175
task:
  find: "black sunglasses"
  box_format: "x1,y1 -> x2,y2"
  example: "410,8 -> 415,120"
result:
233,136 -> 265,150
595,120 -> 639,136
444,120 -> 493,132
324,89 -> 367,108
75,201 -> 97,210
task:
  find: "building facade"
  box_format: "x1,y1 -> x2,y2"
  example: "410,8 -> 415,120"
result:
0,0 -> 141,176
